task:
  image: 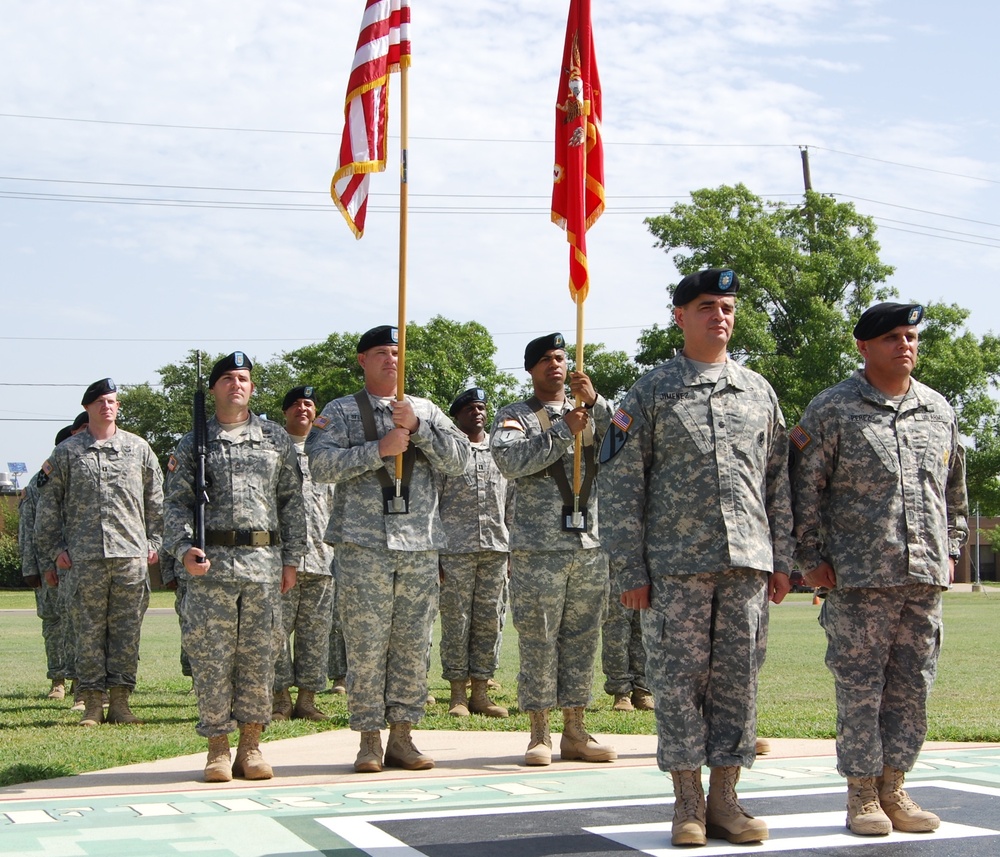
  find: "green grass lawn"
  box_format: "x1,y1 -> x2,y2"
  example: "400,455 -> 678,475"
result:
0,588 -> 997,786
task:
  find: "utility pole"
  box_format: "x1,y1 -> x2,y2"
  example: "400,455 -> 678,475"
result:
800,146 -> 816,242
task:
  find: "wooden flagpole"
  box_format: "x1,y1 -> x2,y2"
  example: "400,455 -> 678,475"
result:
393,60 -> 410,507
571,107 -> 588,522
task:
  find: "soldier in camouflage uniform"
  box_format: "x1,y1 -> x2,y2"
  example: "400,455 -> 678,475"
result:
790,302 -> 968,836
272,385 -> 336,723
19,425 -> 74,700
159,551 -> 192,682
599,270 -> 793,847
306,325 -> 469,773
164,352 -> 306,783
438,387 -> 513,719
600,594 -> 651,712
34,379 -> 164,727
491,332 -> 616,767
327,593 -> 347,694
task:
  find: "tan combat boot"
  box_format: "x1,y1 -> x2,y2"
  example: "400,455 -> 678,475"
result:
469,678 -> 508,718
331,676 -> 347,694
47,679 -> 66,700
706,766 -> 768,843
525,709 -> 552,766
878,766 -> 940,832
233,723 -> 273,780
105,686 -> 143,724
78,689 -> 105,726
612,692 -> 634,712
670,768 -> 707,846
70,680 -> 86,711
293,689 -> 328,721
448,679 -> 470,717
271,688 -> 293,721
559,707 -> 617,762
755,737 -> 771,756
385,722 -> 434,770
355,730 -> 384,773
204,734 -> 233,782
846,776 -> 892,835
631,688 -> 654,711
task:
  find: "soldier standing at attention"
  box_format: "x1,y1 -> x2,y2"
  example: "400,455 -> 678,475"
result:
491,332 -> 616,767
438,387 -> 513,719
272,385 -> 336,723
164,352 -> 306,782
19,425 -> 74,700
790,303 -> 968,836
306,325 -> 469,773
599,270 -> 793,847
34,378 -> 164,727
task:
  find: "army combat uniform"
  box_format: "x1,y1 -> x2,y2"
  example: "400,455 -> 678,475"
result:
34,428 -> 163,697
164,413 -> 306,738
600,355 -> 793,773
306,391 -> 469,734
273,439 -> 336,713
438,435 -> 513,688
790,370 -> 968,778
490,396 -> 611,714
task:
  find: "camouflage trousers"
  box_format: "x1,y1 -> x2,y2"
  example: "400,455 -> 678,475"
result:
34,577 -> 66,679
642,568 -> 768,771
56,568 -> 77,680
510,548 -> 609,712
274,572 -> 334,693
601,589 -> 648,695
820,582 -> 943,777
172,575 -> 191,677
328,572 -> 347,681
439,551 -> 508,682
67,558 -> 150,691
181,576 -> 281,738
335,543 -> 438,732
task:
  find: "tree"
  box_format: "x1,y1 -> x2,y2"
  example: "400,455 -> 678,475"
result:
569,343 -> 641,405
643,184 -> 895,423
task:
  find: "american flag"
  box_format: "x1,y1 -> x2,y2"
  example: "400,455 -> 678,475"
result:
331,0 -> 411,238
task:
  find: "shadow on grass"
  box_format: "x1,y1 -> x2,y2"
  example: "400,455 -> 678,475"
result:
0,763 -> 74,787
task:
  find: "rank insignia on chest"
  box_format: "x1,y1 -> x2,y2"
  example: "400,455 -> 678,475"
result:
789,424 -> 811,451
313,415 -> 331,430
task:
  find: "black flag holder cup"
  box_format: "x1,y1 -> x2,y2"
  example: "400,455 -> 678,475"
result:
386,483 -> 409,515
563,503 -> 588,532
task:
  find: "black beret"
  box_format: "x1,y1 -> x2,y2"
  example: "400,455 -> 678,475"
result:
853,302 -> 924,341
71,411 -> 89,431
81,378 -> 117,406
672,268 -> 740,307
282,385 -> 317,412
449,387 -> 487,416
54,426 -> 74,446
357,325 -> 398,353
524,332 -> 566,371
208,351 -> 253,388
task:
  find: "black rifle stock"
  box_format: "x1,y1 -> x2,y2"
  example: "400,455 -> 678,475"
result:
193,355 -> 209,562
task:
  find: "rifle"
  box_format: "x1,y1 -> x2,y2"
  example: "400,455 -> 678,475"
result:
193,353 -> 209,563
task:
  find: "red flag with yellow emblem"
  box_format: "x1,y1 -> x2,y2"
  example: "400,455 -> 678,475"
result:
551,0 -> 604,303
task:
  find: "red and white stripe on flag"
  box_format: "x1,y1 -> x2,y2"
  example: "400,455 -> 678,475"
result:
331,0 -> 411,239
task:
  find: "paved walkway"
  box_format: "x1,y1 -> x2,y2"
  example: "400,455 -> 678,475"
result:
2,732 -> 1000,856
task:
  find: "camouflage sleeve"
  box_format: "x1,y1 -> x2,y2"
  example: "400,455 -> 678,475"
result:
946,428 -> 969,556
591,395 -> 612,440
789,400 -> 834,572
598,391 -> 652,592
275,433 -> 307,567
18,486 -> 39,578
409,401 -> 471,478
764,397 -> 794,576
33,447 -> 67,567
306,399 -> 384,484
490,404 -> 575,479
162,435 -> 196,561
143,443 -> 165,554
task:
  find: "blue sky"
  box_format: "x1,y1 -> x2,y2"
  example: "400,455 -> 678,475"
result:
2,0 -> 998,478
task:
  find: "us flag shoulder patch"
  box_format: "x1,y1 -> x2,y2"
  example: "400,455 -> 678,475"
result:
789,424 -> 811,451
167,454 -> 177,472
313,415 -> 331,430
611,408 -> 633,433
41,460 -> 53,475
500,419 -> 523,431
